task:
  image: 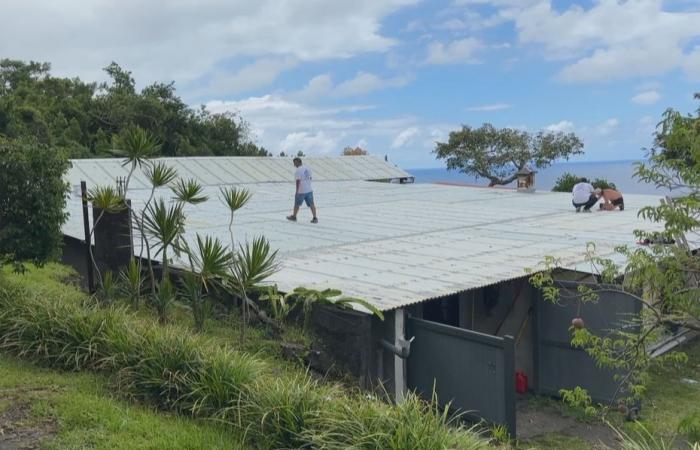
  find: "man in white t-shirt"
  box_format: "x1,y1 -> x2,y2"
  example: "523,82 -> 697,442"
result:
571,178 -> 598,212
286,157 -> 318,223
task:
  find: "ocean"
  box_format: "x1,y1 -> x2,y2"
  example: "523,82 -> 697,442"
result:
407,160 -> 662,195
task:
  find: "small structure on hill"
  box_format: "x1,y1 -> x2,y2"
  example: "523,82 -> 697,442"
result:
516,166 -> 536,193
60,155 -> 679,438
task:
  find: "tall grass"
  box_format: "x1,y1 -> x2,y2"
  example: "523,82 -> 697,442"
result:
0,274 -> 488,449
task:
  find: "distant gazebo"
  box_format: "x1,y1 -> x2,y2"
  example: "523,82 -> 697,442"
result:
516,166 -> 536,193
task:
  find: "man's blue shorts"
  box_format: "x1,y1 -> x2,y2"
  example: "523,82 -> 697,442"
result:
295,192 -> 314,207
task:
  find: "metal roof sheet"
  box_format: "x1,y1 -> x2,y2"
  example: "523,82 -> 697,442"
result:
66,156 -> 410,188
62,176 -> 680,312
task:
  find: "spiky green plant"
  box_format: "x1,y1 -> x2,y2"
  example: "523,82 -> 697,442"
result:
97,270 -> 120,303
144,161 -> 178,188
172,178 -> 208,204
142,199 -> 185,279
179,235 -> 232,330
111,126 -> 161,193
151,277 -> 176,324
288,287 -> 384,330
138,161 -> 179,294
119,258 -> 145,307
228,237 -> 279,334
258,285 -> 292,323
220,187 -> 252,245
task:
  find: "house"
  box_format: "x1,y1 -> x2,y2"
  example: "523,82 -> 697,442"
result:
61,155 -> 672,436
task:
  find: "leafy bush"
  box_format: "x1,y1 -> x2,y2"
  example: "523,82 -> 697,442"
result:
0,275 -> 487,449
0,137 -> 69,266
679,410 -> 700,444
552,172 -> 617,192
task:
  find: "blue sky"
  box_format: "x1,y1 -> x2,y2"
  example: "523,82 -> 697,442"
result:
2,0 -> 700,168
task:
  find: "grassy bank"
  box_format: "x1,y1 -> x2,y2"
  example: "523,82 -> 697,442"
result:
0,264 -> 488,449
0,355 -> 245,449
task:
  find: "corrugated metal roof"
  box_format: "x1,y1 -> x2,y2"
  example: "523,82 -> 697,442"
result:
66,156 -> 411,189
62,175 -> 674,312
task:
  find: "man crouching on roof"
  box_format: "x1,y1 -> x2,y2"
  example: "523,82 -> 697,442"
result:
596,187 -> 624,211
287,157 -> 319,223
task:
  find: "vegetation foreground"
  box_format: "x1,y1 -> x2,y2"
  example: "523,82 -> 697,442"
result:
0,264 -> 489,450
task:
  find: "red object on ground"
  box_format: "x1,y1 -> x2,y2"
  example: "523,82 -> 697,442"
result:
515,371 -> 528,394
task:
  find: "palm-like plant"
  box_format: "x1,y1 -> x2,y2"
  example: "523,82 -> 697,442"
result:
172,179 -> 208,204
220,187 -> 252,245
111,127 -> 161,193
119,258 -> 145,307
228,237 -> 279,335
258,285 -> 291,323
138,161 -> 178,293
180,235 -> 232,330
142,199 -> 185,278
287,287 -> 384,330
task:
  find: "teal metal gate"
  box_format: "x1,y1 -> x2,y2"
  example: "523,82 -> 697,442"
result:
407,316 -> 516,436
534,281 -> 642,403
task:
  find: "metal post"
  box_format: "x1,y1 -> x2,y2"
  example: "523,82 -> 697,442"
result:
503,334 -> 517,438
80,181 -> 95,294
394,308 -> 407,403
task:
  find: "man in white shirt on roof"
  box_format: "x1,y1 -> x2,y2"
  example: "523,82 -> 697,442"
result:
571,177 -> 598,213
286,157 -> 318,223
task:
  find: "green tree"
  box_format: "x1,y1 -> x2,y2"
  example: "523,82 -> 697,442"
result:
342,146 -> 368,156
530,94 -> 700,416
434,123 -> 584,186
0,59 -> 268,158
552,172 -> 617,192
0,137 -> 69,267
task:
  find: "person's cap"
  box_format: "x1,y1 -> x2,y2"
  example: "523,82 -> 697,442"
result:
293,157 -> 302,163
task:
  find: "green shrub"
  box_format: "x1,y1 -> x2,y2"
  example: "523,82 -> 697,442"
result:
0,137 -> 69,267
303,391 -> 488,449
0,271 -> 489,450
552,172 -> 617,192
679,410 -> 700,444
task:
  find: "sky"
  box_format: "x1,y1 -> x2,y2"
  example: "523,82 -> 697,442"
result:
2,0 -> 700,168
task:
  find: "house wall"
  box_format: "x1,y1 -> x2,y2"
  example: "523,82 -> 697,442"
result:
61,236 -> 90,289
407,278 -> 537,390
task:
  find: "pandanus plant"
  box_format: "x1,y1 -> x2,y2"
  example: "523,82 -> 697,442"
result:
180,234 -> 232,331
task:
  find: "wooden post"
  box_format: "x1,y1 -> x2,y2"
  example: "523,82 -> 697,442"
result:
394,308 -> 406,403
80,181 -> 95,294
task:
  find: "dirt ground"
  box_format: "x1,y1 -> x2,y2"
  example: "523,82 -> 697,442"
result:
0,388 -> 57,450
516,396 -> 620,448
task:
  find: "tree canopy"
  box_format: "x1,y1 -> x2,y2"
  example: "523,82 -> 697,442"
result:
0,137 -> 69,267
531,94 -> 700,417
434,123 -> 584,186
0,59 -> 269,158
551,172 -> 617,192
341,146 -> 368,156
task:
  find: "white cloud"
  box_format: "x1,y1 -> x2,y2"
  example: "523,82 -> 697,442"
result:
425,38 -> 482,65
206,94 -> 419,156
595,118 -> 619,136
293,72 -> 410,100
200,57 -> 298,96
0,0 -> 417,86
391,127 -> 420,148
478,0 -> 700,82
684,46 -> 700,80
631,90 -> 661,105
280,131 -> 338,154
436,9 -> 509,32
466,103 -> 512,112
334,72 -> 411,97
545,120 -> 574,133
